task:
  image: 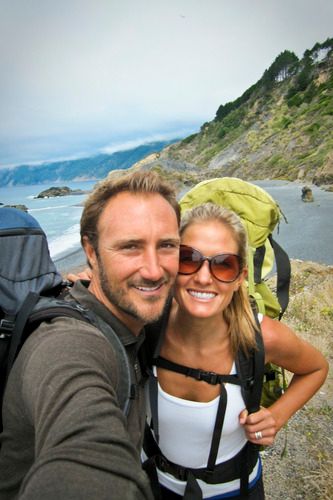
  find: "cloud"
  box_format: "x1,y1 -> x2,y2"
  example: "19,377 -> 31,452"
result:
0,0 -> 332,166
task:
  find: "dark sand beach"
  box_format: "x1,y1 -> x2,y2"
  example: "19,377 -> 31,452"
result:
54,248 -> 87,277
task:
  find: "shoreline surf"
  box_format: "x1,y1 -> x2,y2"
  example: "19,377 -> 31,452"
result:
1,179 -> 333,269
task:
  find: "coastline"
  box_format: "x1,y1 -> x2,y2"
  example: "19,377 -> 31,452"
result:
53,247 -> 87,277
44,178 -> 333,275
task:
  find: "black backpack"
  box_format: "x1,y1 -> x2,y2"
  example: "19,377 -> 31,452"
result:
0,207 -> 132,432
142,303 -> 265,499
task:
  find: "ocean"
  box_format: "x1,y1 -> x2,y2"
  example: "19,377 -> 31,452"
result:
0,180 -> 97,273
0,179 -> 332,272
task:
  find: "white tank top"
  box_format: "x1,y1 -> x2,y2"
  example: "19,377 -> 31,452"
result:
144,361 -> 261,497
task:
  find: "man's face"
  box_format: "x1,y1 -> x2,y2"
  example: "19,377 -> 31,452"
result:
86,191 -> 180,333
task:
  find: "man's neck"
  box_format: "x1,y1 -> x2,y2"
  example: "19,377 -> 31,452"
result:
87,280 -> 143,336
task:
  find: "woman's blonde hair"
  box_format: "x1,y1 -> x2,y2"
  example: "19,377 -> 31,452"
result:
180,203 -> 258,355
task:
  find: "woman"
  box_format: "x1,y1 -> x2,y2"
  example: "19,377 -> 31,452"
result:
142,203 -> 328,499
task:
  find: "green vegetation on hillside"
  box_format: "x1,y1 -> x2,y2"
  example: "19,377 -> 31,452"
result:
160,38 -> 333,186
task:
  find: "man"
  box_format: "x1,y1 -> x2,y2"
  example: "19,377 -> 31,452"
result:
0,171 -> 180,499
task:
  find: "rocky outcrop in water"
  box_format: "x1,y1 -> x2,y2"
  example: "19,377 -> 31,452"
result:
35,186 -> 90,198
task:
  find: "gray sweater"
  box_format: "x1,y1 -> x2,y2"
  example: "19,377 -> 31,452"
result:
0,281 -> 153,499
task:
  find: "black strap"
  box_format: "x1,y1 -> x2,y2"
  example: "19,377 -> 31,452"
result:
155,356 -> 242,386
142,455 -> 162,500
251,332 -> 265,413
207,384 -> 227,471
145,319 -> 264,498
184,472 -> 203,500
143,425 -> 259,486
0,314 -> 15,339
144,366 -> 258,499
6,292 -> 41,377
253,244 -> 266,284
240,441 -> 251,497
269,235 -> 291,319
148,369 -> 160,444
234,315 -> 265,415
253,236 -> 290,320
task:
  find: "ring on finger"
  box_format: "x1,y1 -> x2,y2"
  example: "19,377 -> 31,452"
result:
255,431 -> 263,440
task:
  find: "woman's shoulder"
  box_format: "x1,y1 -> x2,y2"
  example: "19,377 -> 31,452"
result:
260,315 -> 298,362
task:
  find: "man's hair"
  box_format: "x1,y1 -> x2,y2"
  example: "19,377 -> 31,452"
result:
81,170 -> 180,252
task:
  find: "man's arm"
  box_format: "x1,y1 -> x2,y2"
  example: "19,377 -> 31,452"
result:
17,317 -> 152,499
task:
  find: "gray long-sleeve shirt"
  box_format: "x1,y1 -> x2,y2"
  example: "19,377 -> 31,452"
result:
0,281 -> 153,499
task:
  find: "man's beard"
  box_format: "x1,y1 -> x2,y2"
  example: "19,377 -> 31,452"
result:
98,257 -> 173,325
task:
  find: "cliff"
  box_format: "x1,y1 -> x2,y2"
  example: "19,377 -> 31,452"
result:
126,39 -> 333,188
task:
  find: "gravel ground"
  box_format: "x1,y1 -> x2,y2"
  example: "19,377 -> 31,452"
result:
261,260 -> 333,500
262,391 -> 333,499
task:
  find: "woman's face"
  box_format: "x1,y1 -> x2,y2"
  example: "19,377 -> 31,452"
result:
175,220 -> 246,320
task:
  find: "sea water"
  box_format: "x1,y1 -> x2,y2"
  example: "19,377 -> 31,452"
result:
0,180 -> 97,269
1,180 -> 332,267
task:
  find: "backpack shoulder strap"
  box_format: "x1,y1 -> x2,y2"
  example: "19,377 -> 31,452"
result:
236,325 -> 265,414
268,234 -> 291,319
155,356 -> 241,386
28,297 -> 133,416
83,308 -> 134,417
5,292 -> 41,375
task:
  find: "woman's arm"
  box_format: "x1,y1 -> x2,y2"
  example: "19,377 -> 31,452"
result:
240,316 -> 328,446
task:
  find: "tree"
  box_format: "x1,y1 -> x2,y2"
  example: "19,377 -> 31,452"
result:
262,50 -> 299,88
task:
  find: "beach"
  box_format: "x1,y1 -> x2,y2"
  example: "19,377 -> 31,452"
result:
1,179 -> 333,274
54,248 -> 87,277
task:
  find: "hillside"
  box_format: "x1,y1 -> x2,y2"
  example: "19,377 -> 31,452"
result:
0,140 -> 176,186
2,39 -> 332,188
128,39 -> 333,188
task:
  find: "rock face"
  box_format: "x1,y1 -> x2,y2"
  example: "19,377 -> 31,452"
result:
301,185 -> 314,202
35,186 -> 89,198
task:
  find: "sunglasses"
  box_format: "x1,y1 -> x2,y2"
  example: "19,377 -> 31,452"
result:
178,245 -> 242,283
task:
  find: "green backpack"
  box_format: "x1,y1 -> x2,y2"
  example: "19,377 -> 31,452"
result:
179,177 -> 291,407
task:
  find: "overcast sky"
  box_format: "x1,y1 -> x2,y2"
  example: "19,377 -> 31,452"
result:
1,0 -> 332,167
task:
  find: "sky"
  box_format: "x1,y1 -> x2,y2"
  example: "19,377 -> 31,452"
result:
1,0 -> 332,168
